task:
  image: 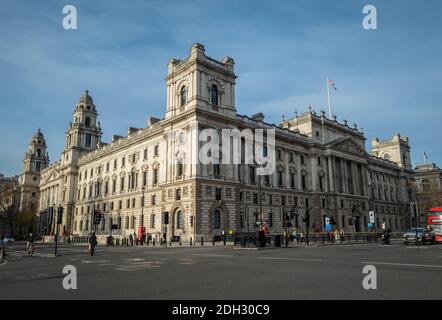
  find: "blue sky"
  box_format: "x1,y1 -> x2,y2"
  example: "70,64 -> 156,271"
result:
0,0 -> 441,176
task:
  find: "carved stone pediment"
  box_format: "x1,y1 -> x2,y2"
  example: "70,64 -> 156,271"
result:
334,139 -> 365,155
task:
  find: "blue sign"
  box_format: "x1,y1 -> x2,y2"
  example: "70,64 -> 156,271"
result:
368,223 -> 374,229
325,224 -> 332,232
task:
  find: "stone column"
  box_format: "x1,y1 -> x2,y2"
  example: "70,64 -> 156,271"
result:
341,160 -> 347,194
310,156 -> 317,191
351,162 -> 358,195
328,156 -> 334,192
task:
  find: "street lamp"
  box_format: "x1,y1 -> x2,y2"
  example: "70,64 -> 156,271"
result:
410,201 -> 419,246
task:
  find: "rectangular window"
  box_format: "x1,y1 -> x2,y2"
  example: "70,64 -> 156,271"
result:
176,189 -> 181,200
120,178 -> 125,192
278,171 -> 283,187
281,196 -> 286,206
213,164 -> 220,177
301,155 -> 305,165
150,214 -> 155,228
290,173 -> 295,188
253,193 -> 258,204
110,202 -> 114,211
112,180 -> 116,193
151,194 -> 156,205
301,176 -> 306,190
153,169 -> 158,184
114,159 -> 117,170
143,172 -> 147,187
249,166 -> 255,184
154,145 -> 159,156
144,149 -> 148,160
268,213 -> 273,228
269,194 -> 273,205
215,188 -> 222,200
132,198 -> 136,208
118,200 -> 122,210
126,199 -> 130,209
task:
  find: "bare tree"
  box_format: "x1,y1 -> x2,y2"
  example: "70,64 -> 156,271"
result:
0,183 -> 20,237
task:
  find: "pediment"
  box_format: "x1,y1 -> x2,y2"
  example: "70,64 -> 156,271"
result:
328,138 -> 366,155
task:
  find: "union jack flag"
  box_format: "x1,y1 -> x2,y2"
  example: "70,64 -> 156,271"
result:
328,79 -> 338,91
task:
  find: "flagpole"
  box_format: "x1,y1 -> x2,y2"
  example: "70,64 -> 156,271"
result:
327,78 -> 332,119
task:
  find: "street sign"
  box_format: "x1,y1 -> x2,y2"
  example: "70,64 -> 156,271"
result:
368,223 -> 374,230
382,222 -> 386,230
325,217 -> 332,231
369,211 -> 375,224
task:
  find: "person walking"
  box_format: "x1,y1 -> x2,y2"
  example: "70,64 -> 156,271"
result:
129,233 -> 134,246
26,233 -> 35,256
0,235 -> 6,263
88,231 -> 97,256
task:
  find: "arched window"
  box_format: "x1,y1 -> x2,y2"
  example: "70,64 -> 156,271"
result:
176,210 -> 183,229
85,117 -> 91,127
213,209 -> 221,229
180,86 -> 187,107
36,149 -> 41,157
383,153 -> 390,161
210,84 -> 218,106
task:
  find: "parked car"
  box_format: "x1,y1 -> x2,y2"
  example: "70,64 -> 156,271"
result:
3,235 -> 14,243
403,228 -> 425,245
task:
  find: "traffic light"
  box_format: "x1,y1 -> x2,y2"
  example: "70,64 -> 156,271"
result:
164,211 -> 169,225
57,206 -> 63,225
94,209 -> 102,225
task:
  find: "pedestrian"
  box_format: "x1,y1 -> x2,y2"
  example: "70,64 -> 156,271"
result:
88,231 -> 97,256
340,229 -> 346,242
134,232 -> 138,245
0,235 -> 6,262
27,233 -> 35,256
129,233 -> 134,246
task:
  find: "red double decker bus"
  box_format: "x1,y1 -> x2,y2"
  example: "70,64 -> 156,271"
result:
427,207 -> 442,243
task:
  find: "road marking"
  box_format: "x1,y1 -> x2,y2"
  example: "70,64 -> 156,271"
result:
192,254 -> 233,258
98,263 -> 116,266
123,258 -> 145,262
257,257 -> 323,262
362,261 -> 442,269
80,259 -> 110,264
0,261 -> 8,268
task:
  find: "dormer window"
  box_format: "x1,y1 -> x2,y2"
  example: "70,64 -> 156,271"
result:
180,86 -> 187,107
210,84 -> 218,106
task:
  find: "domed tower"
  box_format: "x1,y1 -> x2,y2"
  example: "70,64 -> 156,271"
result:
61,90 -> 102,165
19,128 -> 49,212
57,90 -> 102,234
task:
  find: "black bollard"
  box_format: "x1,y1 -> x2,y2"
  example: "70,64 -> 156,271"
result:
201,236 -> 204,246
190,237 -> 193,246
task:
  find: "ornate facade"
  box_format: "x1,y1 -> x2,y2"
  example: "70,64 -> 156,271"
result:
19,43 -> 423,242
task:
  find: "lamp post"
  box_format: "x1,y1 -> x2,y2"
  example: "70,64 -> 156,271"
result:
410,201 -> 419,246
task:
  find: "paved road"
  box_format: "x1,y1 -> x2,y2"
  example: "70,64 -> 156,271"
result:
1,241 -> 442,299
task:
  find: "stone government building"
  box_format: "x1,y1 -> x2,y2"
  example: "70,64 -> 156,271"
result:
15,43 -> 437,242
